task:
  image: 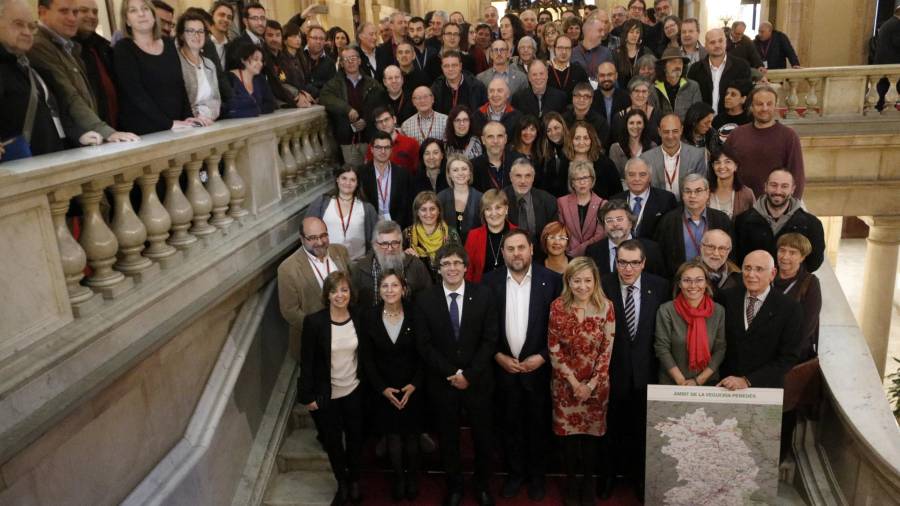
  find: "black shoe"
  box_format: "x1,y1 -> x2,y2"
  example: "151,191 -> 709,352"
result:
477,490 -> 495,506
598,475 -> 615,500
501,475 -> 525,498
564,478 -> 580,506
527,478 -> 546,501
581,476 -> 596,506
442,491 -> 463,506
348,481 -> 362,504
391,473 -> 405,502
330,481 -> 348,506
405,472 -> 419,501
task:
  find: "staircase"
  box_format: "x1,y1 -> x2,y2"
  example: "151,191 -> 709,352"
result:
264,406 -> 337,506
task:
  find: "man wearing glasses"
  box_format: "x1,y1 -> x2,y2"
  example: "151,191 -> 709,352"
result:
350,220 -> 432,308
654,174 -> 733,277
277,217 -> 351,360
430,49 -> 485,114
364,105 -> 419,174
699,229 -> 742,296
601,238 -> 669,501
477,39 -> 527,96
546,34 -> 589,100
562,82 -> 611,147
424,22 -> 475,81
586,200 -> 664,276
359,130 -> 412,227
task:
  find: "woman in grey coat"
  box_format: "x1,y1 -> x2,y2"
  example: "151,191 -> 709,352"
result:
176,11 -> 222,123
655,259 -> 726,385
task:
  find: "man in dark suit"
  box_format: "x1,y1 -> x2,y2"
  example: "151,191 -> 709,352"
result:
472,121 -> 525,192
613,157 -> 678,241
601,239 -> 670,501
654,174 -> 733,277
565,81 -> 611,148
686,28 -> 752,113
716,250 -> 802,390
297,26 -> 336,99
591,62 -> 630,124
374,11 -> 408,80
415,244 -> 499,506
511,60 -> 568,118
504,159 -> 558,248
483,230 -> 562,501
586,200 -> 665,277
359,131 -> 413,227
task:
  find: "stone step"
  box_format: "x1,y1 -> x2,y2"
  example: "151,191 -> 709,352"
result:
276,428 -> 331,473
290,403 -> 312,431
263,471 -> 336,506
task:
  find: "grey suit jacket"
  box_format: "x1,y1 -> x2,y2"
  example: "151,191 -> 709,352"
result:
654,300 -> 727,384
640,142 -> 708,200
179,52 -> 222,120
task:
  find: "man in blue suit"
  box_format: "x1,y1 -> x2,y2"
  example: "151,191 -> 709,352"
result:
601,239 -> 670,501
483,230 -> 562,501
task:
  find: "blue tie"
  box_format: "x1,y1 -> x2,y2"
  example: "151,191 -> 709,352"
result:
632,196 -> 643,217
449,292 -> 460,340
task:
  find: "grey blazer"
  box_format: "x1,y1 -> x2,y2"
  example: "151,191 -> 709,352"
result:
640,142 -> 708,200
179,52 -> 221,120
655,78 -> 703,121
654,300 -> 727,384
305,194 -> 379,248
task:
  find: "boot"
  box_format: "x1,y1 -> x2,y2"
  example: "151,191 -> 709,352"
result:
564,476 -> 580,506
581,475 -> 596,506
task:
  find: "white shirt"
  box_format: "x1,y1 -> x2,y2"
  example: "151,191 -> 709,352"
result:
322,198 -> 367,260
663,146 -> 682,196
743,285 -> 770,330
330,318 -> 360,399
505,267 -> 532,359
443,281 -> 466,325
246,31 -> 262,47
619,276 -> 642,332
305,249 -> 335,288
628,188 -> 651,231
710,55 -> 727,112
193,64 -> 214,117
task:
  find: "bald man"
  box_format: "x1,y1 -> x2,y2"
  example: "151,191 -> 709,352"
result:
476,77 -> 522,135
686,28 -> 752,113
511,60 -> 568,117
716,250 -> 802,390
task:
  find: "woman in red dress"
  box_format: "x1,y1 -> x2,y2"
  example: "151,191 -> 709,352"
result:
549,256 -> 616,506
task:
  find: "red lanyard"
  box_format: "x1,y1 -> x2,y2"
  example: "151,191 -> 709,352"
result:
308,253 -> 332,283
417,114 -> 434,140
664,153 -> 680,191
336,197 -> 355,238
551,65 -> 570,90
488,153 -> 505,189
450,86 -> 460,109
683,214 -> 705,253
392,94 -> 405,116
376,167 -> 391,210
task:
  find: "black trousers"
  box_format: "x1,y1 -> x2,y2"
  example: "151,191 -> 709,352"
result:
607,387 -> 648,487
310,387 -> 364,483
499,378 -> 549,481
432,386 -> 494,492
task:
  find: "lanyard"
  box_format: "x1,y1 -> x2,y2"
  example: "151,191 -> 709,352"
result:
415,48 -> 427,69
488,153 -> 505,189
758,38 -> 773,60
417,114 -> 434,140
551,65 -> 571,90
376,166 -> 392,212
682,214 -> 705,253
336,196 -> 355,238
664,153 -> 680,191
307,252 -> 332,283
450,86 -> 460,109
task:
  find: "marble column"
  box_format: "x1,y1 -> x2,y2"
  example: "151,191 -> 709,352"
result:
859,216 -> 900,378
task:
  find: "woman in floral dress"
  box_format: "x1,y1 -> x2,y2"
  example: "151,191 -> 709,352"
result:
549,256 -> 615,506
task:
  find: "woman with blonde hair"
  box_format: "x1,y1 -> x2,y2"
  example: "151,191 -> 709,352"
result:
549,257 -> 616,506
437,154 -> 483,242
556,160 -> 607,257
403,191 -> 460,281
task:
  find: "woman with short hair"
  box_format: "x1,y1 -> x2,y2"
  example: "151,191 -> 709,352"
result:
556,160 -> 607,257
612,76 -> 662,142
223,41 -> 276,117
464,189 -> 516,282
176,10 -> 221,123
541,221 -> 570,274
404,191 -> 461,281
775,233 -> 822,360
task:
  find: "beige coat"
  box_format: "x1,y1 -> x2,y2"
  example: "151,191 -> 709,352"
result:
277,244 -> 351,360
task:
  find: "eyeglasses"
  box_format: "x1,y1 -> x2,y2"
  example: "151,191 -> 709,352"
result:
342,55 -> 360,62
573,94 -> 593,100
490,47 -> 509,53
547,235 -> 569,241
376,240 -> 402,248
604,215 -> 627,225
682,188 -> 708,196
184,28 -> 206,36
439,260 -> 466,268
372,144 -> 392,151
572,175 -> 594,182
444,32 -> 460,37
554,45 -> 572,51
10,19 -> 39,34
303,232 -> 329,242
616,259 -> 643,269
247,15 -> 266,22
701,243 -> 731,253
680,277 -> 706,286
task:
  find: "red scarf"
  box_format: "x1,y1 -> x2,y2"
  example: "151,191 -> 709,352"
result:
673,293 -> 714,373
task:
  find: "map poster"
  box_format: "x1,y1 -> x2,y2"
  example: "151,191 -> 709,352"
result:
645,385 -> 783,506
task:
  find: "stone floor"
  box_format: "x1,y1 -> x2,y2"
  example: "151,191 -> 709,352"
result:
833,238 -> 900,394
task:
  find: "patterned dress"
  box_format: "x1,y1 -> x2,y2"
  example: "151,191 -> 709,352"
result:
548,297 -> 616,437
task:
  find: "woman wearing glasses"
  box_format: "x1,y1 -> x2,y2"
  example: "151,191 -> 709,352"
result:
556,160 -> 607,258
654,259 -> 726,386
541,221 -> 570,274
176,10 -> 221,124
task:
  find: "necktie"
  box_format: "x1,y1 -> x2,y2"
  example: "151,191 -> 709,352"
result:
632,196 -> 643,218
518,197 -> 531,234
746,296 -> 758,327
610,246 -> 617,272
449,292 -> 460,340
624,285 -> 637,340
537,94 -> 543,115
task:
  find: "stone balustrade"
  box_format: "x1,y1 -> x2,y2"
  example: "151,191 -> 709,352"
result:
765,64 -> 900,120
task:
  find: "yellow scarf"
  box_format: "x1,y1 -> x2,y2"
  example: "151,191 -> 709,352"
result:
411,222 -> 448,259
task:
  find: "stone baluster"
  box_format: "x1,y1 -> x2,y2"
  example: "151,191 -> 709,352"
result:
804,78 -> 820,118
280,133 -> 298,191
302,126 -> 319,177
313,119 -> 327,166
49,194 -> 93,306
138,169 -> 177,267
162,160 -> 197,249
284,133 -> 300,190
783,78 -> 800,119
78,182 -> 127,296
110,175 -> 153,276
292,127 -> 308,185
184,157 -> 216,236
322,119 -> 337,163
222,144 -> 248,219
205,151 -> 234,228
882,74 -> 899,116
864,75 -> 881,116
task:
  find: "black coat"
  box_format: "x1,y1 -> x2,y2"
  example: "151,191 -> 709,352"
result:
414,282 -> 499,398
472,147 -> 526,192
319,72 -> 388,145
753,31 -> 800,69
586,237 -> 666,278
76,32 -> 118,126
611,187 -> 679,240
591,156 -> 624,199
601,272 -> 670,398
687,55 -> 752,113
503,186 -> 560,243
875,16 -> 900,65
297,308 -> 366,406
475,106 -> 522,136
298,49 -> 336,98
591,87 -> 630,126
654,206 -> 734,278
734,204 -> 825,272
483,264 -> 562,391
538,143 -> 569,198
431,71 -> 487,114
0,45 -> 65,156
374,42 -> 397,81
562,107 -> 611,149
358,162 -> 413,228
717,286 -> 803,388
511,86 -> 569,118
547,63 -> 589,100
200,38 -> 232,103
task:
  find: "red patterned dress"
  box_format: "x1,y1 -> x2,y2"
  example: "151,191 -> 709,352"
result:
548,297 -> 616,436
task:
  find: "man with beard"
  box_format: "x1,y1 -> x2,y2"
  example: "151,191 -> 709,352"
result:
586,199 -> 664,276
74,0 -> 117,127
591,62 -> 630,125
394,43 -> 430,93
700,229 -> 742,295
278,217 -> 352,360
734,169 -> 824,271
351,220 -> 432,308
654,48 -> 702,121
483,230 -> 562,501
407,16 -> 437,73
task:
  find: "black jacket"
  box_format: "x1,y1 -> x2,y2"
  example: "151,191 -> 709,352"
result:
547,63 -> 589,99
654,206 -> 734,278
586,237 -> 666,278
359,303 -> 423,393
297,308 -> 365,406
472,147 -> 526,192
319,72 -> 388,145
875,16 -> 900,65
483,264 -> 562,391
511,86 -> 569,118
0,45 -> 66,156
475,105 -> 522,136
358,162 -> 413,228
734,202 -> 825,272
431,71 -> 487,114
562,107 -> 611,149
503,186 -> 560,243
687,55 -> 752,113
717,286 -> 803,388
611,187 -> 679,240
374,42 -> 397,81
298,49 -> 336,98
75,32 -> 118,126
602,272 -> 670,397
753,31 -> 800,69
591,87 -> 631,125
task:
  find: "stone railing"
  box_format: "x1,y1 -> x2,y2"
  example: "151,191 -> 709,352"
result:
0,107 -> 335,461
765,64 -> 900,120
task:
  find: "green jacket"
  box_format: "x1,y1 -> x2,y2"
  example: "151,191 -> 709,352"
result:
654,77 -> 702,121
28,26 -> 114,139
318,71 -> 387,144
